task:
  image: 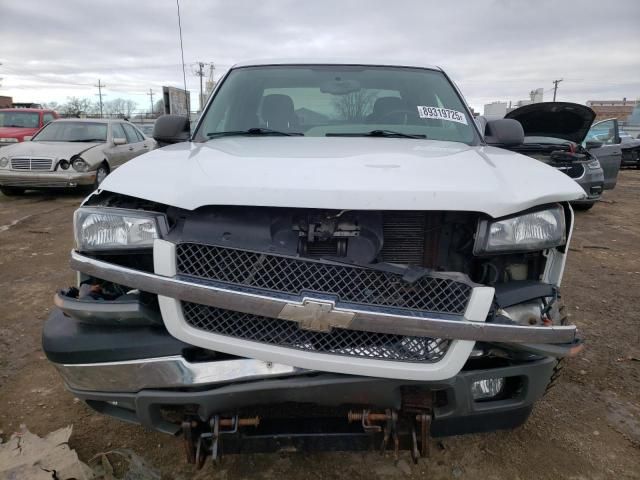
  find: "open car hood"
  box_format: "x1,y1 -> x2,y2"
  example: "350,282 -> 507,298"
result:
505,102 -> 596,144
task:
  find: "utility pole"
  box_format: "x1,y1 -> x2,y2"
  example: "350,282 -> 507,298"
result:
193,61 -> 215,111
194,62 -> 205,111
552,79 -> 563,102
147,88 -> 155,116
95,79 -> 106,118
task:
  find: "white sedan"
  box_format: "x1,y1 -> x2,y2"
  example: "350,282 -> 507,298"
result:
0,118 -> 156,195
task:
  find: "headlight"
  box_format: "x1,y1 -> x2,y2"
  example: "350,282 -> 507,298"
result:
74,207 -> 167,251
71,157 -> 89,172
587,159 -> 601,170
474,205 -> 566,255
58,159 -> 70,170
0,157 -> 8,168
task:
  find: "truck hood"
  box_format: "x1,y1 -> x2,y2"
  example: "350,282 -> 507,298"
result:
0,126 -> 37,140
0,140 -> 102,158
99,137 -> 585,218
505,102 -> 596,144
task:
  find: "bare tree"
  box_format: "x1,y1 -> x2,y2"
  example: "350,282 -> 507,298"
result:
103,98 -> 136,118
61,97 -> 94,117
153,99 -> 165,116
332,90 -> 376,121
104,98 -> 125,117
124,99 -> 137,118
42,101 -> 60,111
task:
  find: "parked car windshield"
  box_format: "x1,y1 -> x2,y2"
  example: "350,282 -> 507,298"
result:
32,121 -> 108,142
195,65 -> 478,144
0,111 -> 40,128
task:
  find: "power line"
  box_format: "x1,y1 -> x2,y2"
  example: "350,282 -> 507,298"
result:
552,79 -> 563,102
95,79 -> 106,118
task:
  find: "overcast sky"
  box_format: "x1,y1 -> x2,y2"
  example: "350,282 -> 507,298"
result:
1,0 -> 639,114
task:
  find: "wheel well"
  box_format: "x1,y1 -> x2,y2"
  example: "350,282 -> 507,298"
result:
100,160 -> 111,173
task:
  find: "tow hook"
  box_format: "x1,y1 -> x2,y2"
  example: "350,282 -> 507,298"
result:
345,409 -> 433,464
182,415 -> 260,468
181,395 -> 433,468
347,409 -> 400,460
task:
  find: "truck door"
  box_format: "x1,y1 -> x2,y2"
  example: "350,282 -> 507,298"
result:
108,122 -> 130,168
586,118 -> 622,190
122,123 -> 146,161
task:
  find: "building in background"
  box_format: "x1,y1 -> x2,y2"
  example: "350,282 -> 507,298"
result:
483,88 -> 544,116
162,86 -> 191,116
484,101 -> 508,117
587,98 -> 638,122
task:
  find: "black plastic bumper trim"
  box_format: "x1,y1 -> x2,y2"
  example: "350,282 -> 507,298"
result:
42,309 -> 191,364
68,358 -> 555,437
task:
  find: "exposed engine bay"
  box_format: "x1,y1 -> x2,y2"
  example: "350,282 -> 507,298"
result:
508,141 -> 593,180
84,191 -> 552,288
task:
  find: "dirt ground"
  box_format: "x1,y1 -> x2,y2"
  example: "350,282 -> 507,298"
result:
1,173 -> 639,480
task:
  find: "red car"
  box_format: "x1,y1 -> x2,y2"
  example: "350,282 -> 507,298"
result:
0,108 -> 59,147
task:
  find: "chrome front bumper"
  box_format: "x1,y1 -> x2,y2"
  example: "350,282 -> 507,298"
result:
67,241 -> 579,381
54,355 -> 302,392
0,170 -> 96,188
69,249 -> 577,345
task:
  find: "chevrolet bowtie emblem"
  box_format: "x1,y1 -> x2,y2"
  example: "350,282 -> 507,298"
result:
277,299 -> 355,333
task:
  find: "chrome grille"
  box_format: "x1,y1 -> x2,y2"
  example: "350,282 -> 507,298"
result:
11,157 -> 53,171
176,243 -> 472,315
182,302 -> 450,363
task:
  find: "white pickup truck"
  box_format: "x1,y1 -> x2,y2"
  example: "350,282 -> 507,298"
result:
44,60 -> 585,464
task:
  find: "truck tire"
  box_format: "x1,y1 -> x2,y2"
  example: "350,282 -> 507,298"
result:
544,301 -> 568,395
0,186 -> 26,196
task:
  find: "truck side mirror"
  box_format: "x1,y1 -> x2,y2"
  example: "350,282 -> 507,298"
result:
153,115 -> 190,145
484,119 -> 524,147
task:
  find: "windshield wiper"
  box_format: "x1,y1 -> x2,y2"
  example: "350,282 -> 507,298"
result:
68,139 -> 104,142
207,127 -> 303,138
326,130 -> 426,139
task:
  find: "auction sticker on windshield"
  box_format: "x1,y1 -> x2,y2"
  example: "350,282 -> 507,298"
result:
417,106 -> 468,125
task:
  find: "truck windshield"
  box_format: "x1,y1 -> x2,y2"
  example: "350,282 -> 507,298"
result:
0,111 -> 40,128
32,121 -> 108,142
195,65 -> 478,145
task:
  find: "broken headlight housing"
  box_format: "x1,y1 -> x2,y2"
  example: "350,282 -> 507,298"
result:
71,157 -> 89,172
474,205 -> 566,254
74,207 -> 167,252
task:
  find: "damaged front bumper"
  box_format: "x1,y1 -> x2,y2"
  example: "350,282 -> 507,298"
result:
44,309 -> 555,439
0,169 -> 96,188
69,250 -> 578,347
